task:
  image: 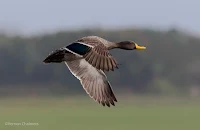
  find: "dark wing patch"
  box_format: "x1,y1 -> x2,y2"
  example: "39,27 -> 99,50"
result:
66,42 -> 91,55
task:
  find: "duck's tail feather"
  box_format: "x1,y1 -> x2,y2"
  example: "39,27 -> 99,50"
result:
43,49 -> 66,63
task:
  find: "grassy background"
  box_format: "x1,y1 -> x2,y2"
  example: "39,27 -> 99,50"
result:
0,96 -> 200,130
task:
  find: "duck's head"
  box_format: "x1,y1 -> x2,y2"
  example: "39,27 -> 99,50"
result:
117,41 -> 146,50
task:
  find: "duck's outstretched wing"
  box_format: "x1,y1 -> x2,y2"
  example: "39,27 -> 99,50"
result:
83,44 -> 118,71
65,41 -> 118,71
65,58 -> 117,107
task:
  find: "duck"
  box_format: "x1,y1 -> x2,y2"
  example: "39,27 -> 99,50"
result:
43,36 -> 146,107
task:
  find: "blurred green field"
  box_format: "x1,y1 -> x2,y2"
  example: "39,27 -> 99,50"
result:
0,96 -> 200,130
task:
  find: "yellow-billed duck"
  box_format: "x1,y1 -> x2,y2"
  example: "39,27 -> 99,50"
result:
43,36 -> 146,107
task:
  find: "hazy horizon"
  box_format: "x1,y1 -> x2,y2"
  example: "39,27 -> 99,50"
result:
0,0 -> 200,35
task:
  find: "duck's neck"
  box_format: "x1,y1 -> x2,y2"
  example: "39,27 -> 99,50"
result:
113,41 -> 133,50
107,41 -> 133,50
106,42 -> 118,50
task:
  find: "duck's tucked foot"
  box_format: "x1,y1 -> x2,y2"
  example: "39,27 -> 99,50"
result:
43,49 -> 66,63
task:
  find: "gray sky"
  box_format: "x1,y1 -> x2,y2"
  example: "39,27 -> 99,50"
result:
0,0 -> 200,35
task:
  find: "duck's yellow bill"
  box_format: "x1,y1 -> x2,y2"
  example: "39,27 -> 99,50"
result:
135,43 -> 146,50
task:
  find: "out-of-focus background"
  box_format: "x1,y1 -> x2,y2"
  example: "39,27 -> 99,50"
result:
1,0 -> 200,130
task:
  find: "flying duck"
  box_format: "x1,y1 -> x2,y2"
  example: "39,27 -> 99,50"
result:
43,36 -> 146,107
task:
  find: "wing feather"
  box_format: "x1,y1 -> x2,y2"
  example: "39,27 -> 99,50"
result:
65,59 -> 117,107
83,44 -> 118,71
